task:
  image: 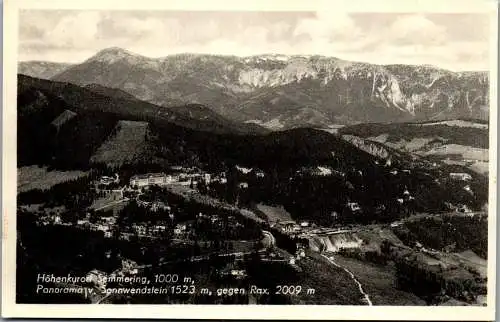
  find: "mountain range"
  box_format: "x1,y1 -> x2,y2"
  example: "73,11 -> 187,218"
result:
19,47 -> 489,130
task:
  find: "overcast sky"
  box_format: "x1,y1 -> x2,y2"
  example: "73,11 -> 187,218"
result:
18,10 -> 491,71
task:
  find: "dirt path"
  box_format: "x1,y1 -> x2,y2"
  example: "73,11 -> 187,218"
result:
321,254 -> 373,306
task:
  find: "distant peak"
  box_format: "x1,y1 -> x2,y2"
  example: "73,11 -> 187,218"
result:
96,47 -> 132,55
87,47 -> 138,64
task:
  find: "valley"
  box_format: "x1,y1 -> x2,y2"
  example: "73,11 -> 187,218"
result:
15,50 -> 490,306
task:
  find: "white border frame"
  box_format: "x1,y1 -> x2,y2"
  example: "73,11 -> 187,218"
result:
2,0 -> 498,319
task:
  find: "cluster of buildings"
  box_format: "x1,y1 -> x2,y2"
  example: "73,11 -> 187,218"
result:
260,248 -> 306,267
131,222 -> 169,237
86,258 -> 140,294
218,262 -> 248,280
77,215 -> 116,238
296,166 -> 345,178
31,206 -> 119,238
273,220 -> 310,234
61,209 -> 178,240
100,165 -> 266,193
136,198 -> 171,212
35,213 -> 64,226
129,171 -> 213,188
235,165 -> 265,178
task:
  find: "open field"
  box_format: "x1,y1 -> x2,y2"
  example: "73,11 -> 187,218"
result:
294,254 -> 367,305
18,166 -> 88,193
452,250 -> 487,278
422,144 -> 488,161
371,134 -> 489,163
355,227 -> 405,251
328,255 -> 426,305
467,161 -> 489,175
90,191 -> 128,214
256,203 -> 293,223
370,135 -> 437,153
166,184 -> 265,223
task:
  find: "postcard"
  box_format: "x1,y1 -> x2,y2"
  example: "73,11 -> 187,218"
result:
2,0 -> 497,319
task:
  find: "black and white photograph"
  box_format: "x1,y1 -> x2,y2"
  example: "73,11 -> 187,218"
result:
2,0 -> 497,319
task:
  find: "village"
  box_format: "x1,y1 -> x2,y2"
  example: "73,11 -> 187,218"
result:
27,160 -> 479,245
18,160 -> 486,305
21,165 -> 312,302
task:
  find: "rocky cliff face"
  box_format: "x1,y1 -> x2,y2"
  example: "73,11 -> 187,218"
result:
342,135 -> 390,160
44,47 -> 489,129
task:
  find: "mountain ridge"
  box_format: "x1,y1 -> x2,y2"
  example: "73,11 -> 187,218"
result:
18,74 -> 267,135
20,47 -> 489,129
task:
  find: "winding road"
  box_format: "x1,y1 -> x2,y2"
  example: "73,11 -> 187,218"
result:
321,254 -> 373,306
262,230 -> 276,248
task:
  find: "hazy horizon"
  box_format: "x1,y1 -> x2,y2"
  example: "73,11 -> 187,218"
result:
19,10 -> 492,71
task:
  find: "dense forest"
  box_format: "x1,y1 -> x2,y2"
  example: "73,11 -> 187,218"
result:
393,254 -> 486,304
200,160 -> 486,226
393,215 -> 488,258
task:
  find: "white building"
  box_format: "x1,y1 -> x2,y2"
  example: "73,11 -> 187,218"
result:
347,202 -> 361,212
99,174 -> 119,185
130,173 -> 172,187
449,173 -> 472,181
231,269 -> 247,278
255,170 -> 265,178
174,224 -> 187,236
